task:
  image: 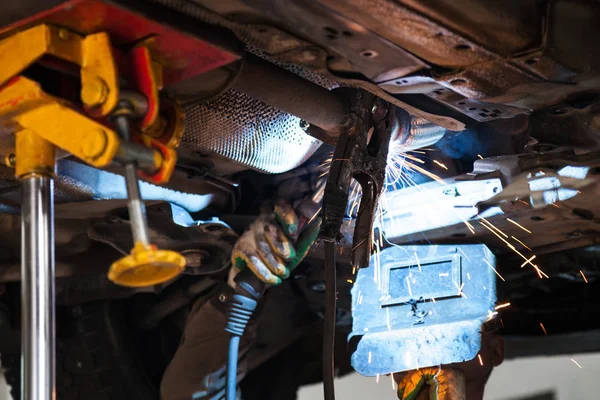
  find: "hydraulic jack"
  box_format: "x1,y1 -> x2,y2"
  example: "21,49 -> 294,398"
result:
0,23 -> 187,400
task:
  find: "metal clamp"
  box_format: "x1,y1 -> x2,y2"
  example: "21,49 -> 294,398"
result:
321,91 -> 399,269
0,23 -> 185,400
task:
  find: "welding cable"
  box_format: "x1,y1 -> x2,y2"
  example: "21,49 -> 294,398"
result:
323,240 -> 337,400
224,270 -> 264,400
226,335 -> 241,399
225,198 -> 322,399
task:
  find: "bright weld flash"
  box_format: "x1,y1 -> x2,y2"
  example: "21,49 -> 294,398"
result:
478,354 -> 483,366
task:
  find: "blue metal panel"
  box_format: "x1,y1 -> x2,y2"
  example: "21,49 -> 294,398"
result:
350,244 -> 497,375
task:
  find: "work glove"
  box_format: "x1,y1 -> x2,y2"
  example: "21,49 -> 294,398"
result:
396,367 -> 466,400
230,200 -> 321,285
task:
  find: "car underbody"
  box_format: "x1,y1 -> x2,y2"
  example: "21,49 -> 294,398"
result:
0,0 -> 599,399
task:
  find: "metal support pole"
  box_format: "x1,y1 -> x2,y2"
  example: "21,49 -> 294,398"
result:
16,130 -> 56,400
114,112 -> 151,246
21,175 -> 55,400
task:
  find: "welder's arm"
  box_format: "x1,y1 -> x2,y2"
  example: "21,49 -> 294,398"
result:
161,203 -> 320,400
396,368 -> 466,400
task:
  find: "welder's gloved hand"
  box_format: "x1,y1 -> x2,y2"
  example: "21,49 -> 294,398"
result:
397,367 -> 466,400
230,200 -> 321,285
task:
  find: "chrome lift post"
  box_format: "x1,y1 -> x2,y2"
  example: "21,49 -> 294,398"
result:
17,131 -> 56,400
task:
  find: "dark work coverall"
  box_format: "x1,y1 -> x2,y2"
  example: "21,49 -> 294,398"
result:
160,278 -> 353,400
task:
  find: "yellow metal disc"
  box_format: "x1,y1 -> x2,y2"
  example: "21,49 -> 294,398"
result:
108,242 -> 186,288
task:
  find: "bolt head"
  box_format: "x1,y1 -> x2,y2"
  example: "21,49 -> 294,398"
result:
80,129 -> 108,160
299,119 -> 310,130
81,78 -> 108,107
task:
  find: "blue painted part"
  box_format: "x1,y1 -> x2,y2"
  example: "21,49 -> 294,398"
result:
350,244 -> 497,376
57,160 -> 214,213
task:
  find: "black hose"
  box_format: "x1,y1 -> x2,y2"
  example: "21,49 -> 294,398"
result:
323,240 -> 337,400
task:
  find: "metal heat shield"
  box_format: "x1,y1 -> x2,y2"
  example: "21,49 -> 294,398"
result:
350,244 -> 497,376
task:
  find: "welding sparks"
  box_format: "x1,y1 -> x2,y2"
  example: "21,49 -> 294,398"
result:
466,272 -> 471,280
571,359 -> 583,369
495,302 -> 511,310
454,282 -> 467,298
458,248 -> 471,262
580,270 -> 589,283
486,310 -> 499,321
405,276 -> 413,297
483,258 -> 506,282
506,218 -> 532,234
477,154 -> 484,160
376,373 -> 380,383
480,217 -> 508,238
520,255 -> 537,268
540,322 -> 547,335
391,374 -> 396,391
414,252 -> 422,272
477,354 -> 484,366
433,160 -> 449,170
403,159 -> 446,185
479,221 -> 548,278
511,236 -> 532,251
368,351 -> 372,364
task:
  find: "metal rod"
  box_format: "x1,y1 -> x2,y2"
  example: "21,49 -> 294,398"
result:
21,175 -> 55,400
124,162 -> 150,245
114,113 -> 151,246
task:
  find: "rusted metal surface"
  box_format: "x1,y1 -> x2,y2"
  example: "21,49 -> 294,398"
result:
232,54 -> 347,134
